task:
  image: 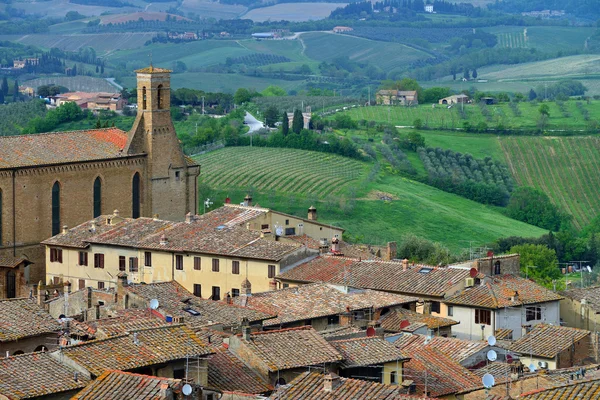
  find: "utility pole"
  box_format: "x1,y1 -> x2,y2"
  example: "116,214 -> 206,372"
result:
368,86 -> 370,105
202,96 -> 205,115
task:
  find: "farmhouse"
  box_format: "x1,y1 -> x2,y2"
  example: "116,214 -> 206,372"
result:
560,285 -> 600,330
55,91 -> 126,111
13,58 -> 39,69
333,26 -> 353,33
424,4 -> 434,13
439,94 -> 469,105
376,89 -> 418,106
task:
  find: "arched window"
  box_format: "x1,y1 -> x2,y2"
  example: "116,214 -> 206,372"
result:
6,270 -> 15,298
132,173 -> 140,219
52,182 -> 60,236
12,350 -> 24,356
142,86 -> 147,110
93,177 -> 102,218
157,84 -> 163,109
494,261 -> 501,275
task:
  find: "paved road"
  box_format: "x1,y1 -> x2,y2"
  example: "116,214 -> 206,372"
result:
244,112 -> 264,134
105,78 -> 123,91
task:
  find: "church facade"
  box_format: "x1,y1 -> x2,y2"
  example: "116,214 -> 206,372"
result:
0,67 -> 199,291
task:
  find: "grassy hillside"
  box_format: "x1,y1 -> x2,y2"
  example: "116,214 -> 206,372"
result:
194,146 -> 545,250
241,2 -> 344,22
484,26 -> 594,52
500,136 -> 600,230
0,33 -> 155,54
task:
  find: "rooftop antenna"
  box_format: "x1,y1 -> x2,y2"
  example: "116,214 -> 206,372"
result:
149,51 -> 153,68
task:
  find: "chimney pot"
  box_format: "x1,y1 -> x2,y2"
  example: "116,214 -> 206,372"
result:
269,279 -> 278,291
90,220 -> 97,232
402,258 -> 409,272
308,205 -> 317,221
62,225 -> 68,234
160,234 -> 168,245
244,194 -> 252,207
241,278 -> 252,296
113,209 -> 119,217
323,373 -> 341,392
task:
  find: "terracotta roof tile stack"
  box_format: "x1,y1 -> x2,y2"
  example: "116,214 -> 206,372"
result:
0,351 -> 90,399
72,370 -> 186,400
520,378 -> 600,399
445,275 -> 563,309
277,256 -> 472,297
59,324 -> 212,377
509,324 -> 591,358
0,298 -> 61,342
208,348 -> 273,394
394,334 -> 488,364
126,281 -> 274,329
235,282 -> 416,327
244,326 -> 343,371
0,128 -> 131,169
268,371 -> 439,399
330,337 -> 408,368
380,308 -> 459,332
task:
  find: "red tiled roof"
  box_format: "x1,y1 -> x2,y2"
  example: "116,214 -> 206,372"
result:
236,282 -> 416,327
0,351 -> 90,399
278,256 -> 471,297
0,255 -> 29,268
330,336 -> 408,368
0,298 -> 61,342
380,308 -> 459,332
509,324 -> 591,358
393,334 -> 487,363
520,378 -> 600,399
59,324 -> 212,377
0,128 -> 135,169
560,285 -> 600,313
71,370 -> 187,400
242,326 -> 343,372
77,309 -> 171,339
267,371 -> 439,399
444,275 -> 563,309
208,348 -> 273,394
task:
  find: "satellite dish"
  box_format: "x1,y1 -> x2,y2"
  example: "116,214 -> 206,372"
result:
149,299 -> 159,310
482,373 -> 495,388
182,384 -> 192,396
470,268 -> 478,278
529,363 -> 537,372
487,335 -> 496,346
399,320 -> 410,330
487,350 -> 497,362
275,227 -> 283,236
366,326 -> 376,337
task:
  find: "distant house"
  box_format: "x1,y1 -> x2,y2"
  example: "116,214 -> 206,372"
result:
333,26 -> 353,33
0,255 -> 32,299
287,106 -> 312,129
439,94 -> 469,105
54,91 -> 126,111
13,58 -> 39,69
424,4 -> 434,13
252,32 -> 274,39
376,90 -> 418,106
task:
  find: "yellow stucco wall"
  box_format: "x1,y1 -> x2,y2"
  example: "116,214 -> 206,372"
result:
383,361 -> 403,385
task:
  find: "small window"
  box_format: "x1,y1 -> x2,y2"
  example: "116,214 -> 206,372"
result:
283,283 -> 289,288
232,260 -> 240,275
448,305 -> 454,317
194,257 -> 201,270
212,259 -> 220,272
129,257 -> 138,273
144,251 -> 152,267
419,267 -> 433,274
261,224 -> 269,229
285,227 -> 295,236
211,286 -> 220,301
475,309 -> 491,325
328,315 -> 340,325
193,284 -> 201,297
79,279 -> 86,290
285,219 -> 289,226
431,301 -> 440,314
526,306 -> 542,322
98,281 -> 105,289
175,171 -> 180,181
53,276 -> 60,285
390,370 -> 398,384
232,288 -> 240,297
268,264 -> 276,278
50,248 -> 63,263
119,256 -> 126,271
494,260 -> 501,275
176,255 -> 184,270
78,251 -> 88,266
94,253 -> 104,269
173,369 -> 185,379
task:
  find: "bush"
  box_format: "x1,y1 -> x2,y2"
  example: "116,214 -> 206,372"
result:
506,187 -> 565,231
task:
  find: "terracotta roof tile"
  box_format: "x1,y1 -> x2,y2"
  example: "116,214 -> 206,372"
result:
125,281 -> 274,329
520,378 -> 600,399
445,275 -> 563,309
380,309 -> 458,332
71,370 -> 186,400
208,349 -> 273,394
76,309 -> 171,339
509,324 -> 591,358
330,337 -> 408,368
560,285 -> 600,313
393,334 -> 488,363
0,255 -> 29,268
235,282 -> 416,327
242,326 -> 343,372
0,298 -> 61,342
0,128 -> 134,169
0,351 -> 90,399
59,324 -> 212,377
268,371 -> 438,399
278,256 -> 471,297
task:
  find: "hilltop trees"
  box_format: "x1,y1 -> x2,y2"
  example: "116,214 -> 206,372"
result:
263,105 -> 278,128
1,77 -> 8,96
506,187 -> 564,231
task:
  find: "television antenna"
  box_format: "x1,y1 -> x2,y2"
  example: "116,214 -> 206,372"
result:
203,198 -> 213,214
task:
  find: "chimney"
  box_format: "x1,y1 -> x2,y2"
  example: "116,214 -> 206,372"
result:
62,225 -> 68,234
185,212 -> 194,224
63,280 -> 71,294
308,205 -> 317,221
244,194 -> 252,207
113,209 -> 120,218
160,234 -> 168,245
511,290 -> 519,302
386,241 -> 397,261
402,258 -> 409,272
90,220 -> 97,233
323,373 -> 341,392
241,278 -> 252,297
87,287 -> 93,309
269,279 -> 278,291
241,317 -> 251,340
117,272 -> 128,307
37,280 -> 44,306
331,237 -> 340,253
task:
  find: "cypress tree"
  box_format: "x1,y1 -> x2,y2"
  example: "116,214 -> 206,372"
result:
281,111 -> 289,136
12,79 -> 19,102
292,109 -> 303,134
1,77 -> 8,95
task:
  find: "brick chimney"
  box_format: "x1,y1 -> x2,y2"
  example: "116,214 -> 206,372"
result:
269,279 -> 278,291
308,205 -> 317,221
323,373 -> 341,392
244,194 -> 252,207
331,237 -> 340,253
241,317 -> 251,340
37,280 -> 44,306
386,241 -> 397,261
402,258 -> 409,272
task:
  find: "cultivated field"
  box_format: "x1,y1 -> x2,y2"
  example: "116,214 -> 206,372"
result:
195,147 -> 365,195
179,0 -> 246,20
500,136 -> 600,229
24,76 -> 119,92
484,26 -> 594,52
241,3 -> 346,22
99,12 -> 190,24
0,33 -> 155,54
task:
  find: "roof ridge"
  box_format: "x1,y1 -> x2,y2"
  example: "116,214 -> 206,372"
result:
249,326 -> 313,336
0,126 -> 126,140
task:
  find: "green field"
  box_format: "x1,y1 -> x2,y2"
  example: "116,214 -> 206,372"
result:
500,136 -> 600,230
24,76 -> 120,92
194,146 -> 545,250
241,2 -> 344,22
484,26 -> 594,52
0,33 -> 155,54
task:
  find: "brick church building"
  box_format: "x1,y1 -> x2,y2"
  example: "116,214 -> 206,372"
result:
0,67 -> 199,294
